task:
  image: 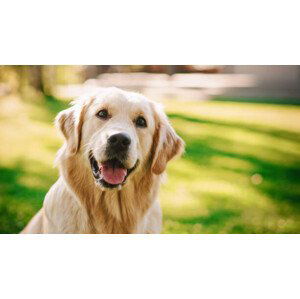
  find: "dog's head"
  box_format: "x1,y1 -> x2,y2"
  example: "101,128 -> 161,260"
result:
56,88 -> 184,189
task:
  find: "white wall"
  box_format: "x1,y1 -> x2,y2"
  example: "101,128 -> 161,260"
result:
222,66 -> 300,99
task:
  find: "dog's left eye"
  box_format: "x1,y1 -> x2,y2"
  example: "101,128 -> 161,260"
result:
135,116 -> 147,128
97,109 -> 109,119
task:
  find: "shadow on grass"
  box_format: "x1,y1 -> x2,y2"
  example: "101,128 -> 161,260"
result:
177,208 -> 239,226
0,164 -> 48,233
164,205 -> 242,234
0,96 -> 68,233
168,113 -> 300,143
168,113 -> 300,210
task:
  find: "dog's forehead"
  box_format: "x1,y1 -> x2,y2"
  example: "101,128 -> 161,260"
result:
92,89 -> 152,114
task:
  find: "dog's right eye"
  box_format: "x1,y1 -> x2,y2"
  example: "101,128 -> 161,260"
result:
97,109 -> 109,119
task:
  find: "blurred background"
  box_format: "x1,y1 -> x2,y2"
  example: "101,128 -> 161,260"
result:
0,65 -> 299,233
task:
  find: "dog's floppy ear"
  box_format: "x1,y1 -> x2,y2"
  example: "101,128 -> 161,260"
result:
151,104 -> 185,175
55,103 -> 86,155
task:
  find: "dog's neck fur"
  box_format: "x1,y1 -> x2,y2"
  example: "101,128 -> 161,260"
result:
58,152 -> 160,233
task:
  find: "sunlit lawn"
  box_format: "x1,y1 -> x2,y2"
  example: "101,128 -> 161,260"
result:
0,95 -> 300,233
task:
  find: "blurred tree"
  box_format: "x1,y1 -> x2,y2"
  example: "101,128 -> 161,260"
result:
40,66 -> 56,96
55,66 -> 84,85
29,66 -> 44,93
17,66 -> 29,94
0,66 -> 19,95
30,66 -> 40,89
16,66 -> 50,97
0,66 -> 86,98
84,66 -> 110,80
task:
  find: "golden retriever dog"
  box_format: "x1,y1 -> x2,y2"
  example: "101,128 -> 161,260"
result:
22,87 -> 184,233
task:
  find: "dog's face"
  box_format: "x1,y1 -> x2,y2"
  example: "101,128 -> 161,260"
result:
56,88 -> 184,190
82,89 -> 157,189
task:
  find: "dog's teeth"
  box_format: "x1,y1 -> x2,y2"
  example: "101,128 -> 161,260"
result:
118,185 -> 122,190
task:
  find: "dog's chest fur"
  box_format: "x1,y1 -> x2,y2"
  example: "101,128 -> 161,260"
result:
54,155 -> 160,234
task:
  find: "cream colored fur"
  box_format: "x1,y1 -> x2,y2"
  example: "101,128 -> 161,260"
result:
22,88 -> 184,234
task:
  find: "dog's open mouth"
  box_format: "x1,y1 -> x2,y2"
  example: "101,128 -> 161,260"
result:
89,152 -> 138,189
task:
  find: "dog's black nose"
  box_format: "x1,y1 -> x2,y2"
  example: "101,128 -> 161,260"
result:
108,133 -> 131,151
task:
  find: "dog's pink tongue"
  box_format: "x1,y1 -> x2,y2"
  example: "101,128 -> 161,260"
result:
101,163 -> 127,185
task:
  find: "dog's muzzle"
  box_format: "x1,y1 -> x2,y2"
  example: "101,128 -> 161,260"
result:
88,132 -> 138,189
89,152 -> 139,189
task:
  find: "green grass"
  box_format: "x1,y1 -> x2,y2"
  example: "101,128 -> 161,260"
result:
0,95 -> 300,233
